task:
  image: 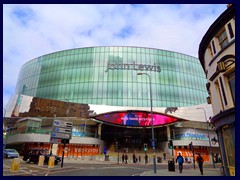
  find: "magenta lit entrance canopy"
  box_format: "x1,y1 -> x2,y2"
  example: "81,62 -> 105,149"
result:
93,110 -> 178,127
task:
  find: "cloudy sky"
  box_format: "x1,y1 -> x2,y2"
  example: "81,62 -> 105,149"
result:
3,4 -> 227,108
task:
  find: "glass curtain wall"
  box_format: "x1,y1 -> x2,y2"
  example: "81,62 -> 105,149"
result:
15,46 -> 208,108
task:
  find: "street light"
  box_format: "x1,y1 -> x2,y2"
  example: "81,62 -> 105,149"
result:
60,99 -> 70,168
65,99 -> 70,120
3,108 -> 6,118
197,107 -> 215,168
137,72 -> 157,173
3,108 -> 7,151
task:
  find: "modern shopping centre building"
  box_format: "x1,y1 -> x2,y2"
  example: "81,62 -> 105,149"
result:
4,46 -> 220,163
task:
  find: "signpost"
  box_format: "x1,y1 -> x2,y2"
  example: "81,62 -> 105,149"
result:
53,120 -> 73,128
51,132 -> 71,139
53,127 -> 72,133
50,138 -> 62,144
50,119 -> 73,168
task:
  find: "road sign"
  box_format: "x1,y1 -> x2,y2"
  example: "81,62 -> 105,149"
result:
53,127 -> 72,134
53,120 -> 73,128
50,120 -> 73,142
50,138 -> 62,144
152,140 -> 156,147
51,132 -> 71,139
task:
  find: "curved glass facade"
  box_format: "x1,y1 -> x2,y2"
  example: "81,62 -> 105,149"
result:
16,46 -> 207,107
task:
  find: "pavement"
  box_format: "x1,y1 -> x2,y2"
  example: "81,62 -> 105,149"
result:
63,157 -> 223,176
3,156 -> 223,176
140,167 -> 222,176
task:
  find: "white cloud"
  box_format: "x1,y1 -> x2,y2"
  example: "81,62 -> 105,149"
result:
3,4 -> 227,108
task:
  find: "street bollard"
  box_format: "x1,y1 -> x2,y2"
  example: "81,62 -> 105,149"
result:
48,156 -> 55,168
11,158 -> 20,172
38,155 -> 45,166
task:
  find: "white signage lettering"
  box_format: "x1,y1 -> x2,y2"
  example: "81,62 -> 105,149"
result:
105,61 -> 161,73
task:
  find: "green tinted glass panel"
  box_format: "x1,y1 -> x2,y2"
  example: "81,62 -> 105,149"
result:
17,46 -> 207,108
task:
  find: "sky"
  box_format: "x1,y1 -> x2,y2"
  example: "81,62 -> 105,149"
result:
3,4 -> 228,109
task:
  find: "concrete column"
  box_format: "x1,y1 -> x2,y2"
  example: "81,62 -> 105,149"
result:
52,144 -> 58,155
98,123 -> 102,139
167,126 -> 171,140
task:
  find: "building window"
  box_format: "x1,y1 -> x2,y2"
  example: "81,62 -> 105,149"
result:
211,41 -> 216,54
219,76 -> 228,106
227,23 -> 234,39
207,45 -> 213,58
218,29 -> 229,49
215,80 -> 224,110
227,71 -> 235,104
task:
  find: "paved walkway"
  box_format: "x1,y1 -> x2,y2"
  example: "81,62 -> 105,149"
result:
4,157 -> 223,176
140,168 -> 222,176
63,158 -> 223,176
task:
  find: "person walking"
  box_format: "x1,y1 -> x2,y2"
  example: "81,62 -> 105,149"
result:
124,154 -> 128,164
196,153 -> 204,175
176,152 -> 184,173
122,154 -> 125,164
145,154 -> 148,164
133,153 -> 136,163
163,153 -> 166,162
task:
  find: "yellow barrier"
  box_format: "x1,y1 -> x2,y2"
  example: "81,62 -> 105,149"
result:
11,158 -> 20,172
48,156 -> 55,168
38,155 -> 45,166
228,166 -> 235,176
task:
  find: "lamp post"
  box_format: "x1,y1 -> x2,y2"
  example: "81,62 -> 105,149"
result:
61,99 -> 70,168
197,107 -> 215,168
137,72 -> 157,173
3,108 -> 7,151
3,108 -> 6,118
65,99 -> 70,120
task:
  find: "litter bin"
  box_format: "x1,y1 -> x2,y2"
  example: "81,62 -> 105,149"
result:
11,158 -> 20,172
157,157 -> 162,163
168,160 -> 175,171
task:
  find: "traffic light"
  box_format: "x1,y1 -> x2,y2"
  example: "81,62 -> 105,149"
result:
104,147 -> 107,155
169,140 -> 173,149
114,142 -> 118,152
144,143 -> 148,151
189,142 -> 193,151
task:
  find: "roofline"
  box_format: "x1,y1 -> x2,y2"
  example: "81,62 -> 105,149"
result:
198,4 -> 235,70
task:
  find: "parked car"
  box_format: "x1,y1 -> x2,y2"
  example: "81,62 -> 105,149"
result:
23,149 -> 61,165
4,149 -> 19,158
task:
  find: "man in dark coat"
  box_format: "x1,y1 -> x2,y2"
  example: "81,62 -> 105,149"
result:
196,153 -> 204,175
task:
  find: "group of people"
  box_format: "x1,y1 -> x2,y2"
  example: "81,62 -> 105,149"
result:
176,152 -> 204,175
121,153 -> 148,164
122,151 -> 205,175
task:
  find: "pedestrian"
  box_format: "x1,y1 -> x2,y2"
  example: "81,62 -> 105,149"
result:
196,153 -> 204,175
176,152 -> 184,173
124,154 -> 128,164
133,153 -> 136,163
145,154 -> 148,164
218,155 -> 222,163
122,154 -> 125,164
139,155 -> 141,162
163,153 -> 166,162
